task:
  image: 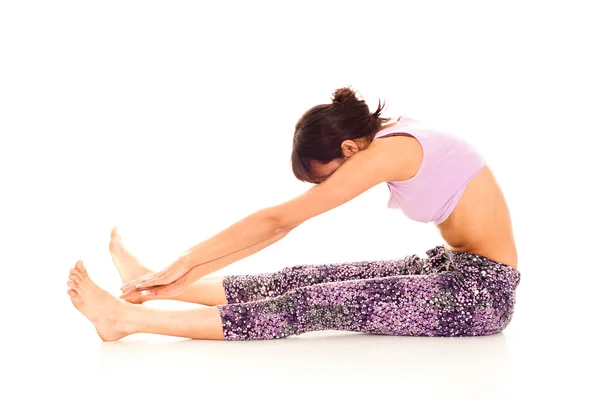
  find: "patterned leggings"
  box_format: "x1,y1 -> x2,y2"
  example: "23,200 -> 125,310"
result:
216,245 -> 521,340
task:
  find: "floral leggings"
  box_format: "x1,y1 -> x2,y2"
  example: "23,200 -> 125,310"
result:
216,245 -> 521,340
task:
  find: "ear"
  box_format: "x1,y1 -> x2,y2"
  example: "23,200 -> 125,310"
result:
340,140 -> 360,158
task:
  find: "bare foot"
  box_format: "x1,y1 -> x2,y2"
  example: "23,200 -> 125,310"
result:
67,261 -> 136,341
109,227 -> 152,303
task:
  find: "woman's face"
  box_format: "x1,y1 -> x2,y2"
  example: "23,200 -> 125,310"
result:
309,158 -> 345,184
308,138 -> 370,183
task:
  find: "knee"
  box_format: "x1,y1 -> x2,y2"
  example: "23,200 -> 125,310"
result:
219,293 -> 299,340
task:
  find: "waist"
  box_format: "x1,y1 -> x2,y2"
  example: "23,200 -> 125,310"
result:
437,206 -> 518,268
443,241 -> 518,269
425,246 -> 521,290
436,166 -> 518,268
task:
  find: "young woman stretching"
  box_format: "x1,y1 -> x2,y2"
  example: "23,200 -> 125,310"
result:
67,87 -> 521,341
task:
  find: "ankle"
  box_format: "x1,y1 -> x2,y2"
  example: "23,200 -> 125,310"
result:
119,302 -> 145,334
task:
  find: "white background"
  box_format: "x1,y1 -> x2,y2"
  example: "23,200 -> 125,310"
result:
1,1 -> 598,400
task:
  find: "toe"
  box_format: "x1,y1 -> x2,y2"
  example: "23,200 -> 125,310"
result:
75,261 -> 88,276
69,273 -> 81,284
70,268 -> 82,281
68,276 -> 80,291
67,288 -> 78,298
109,228 -> 123,253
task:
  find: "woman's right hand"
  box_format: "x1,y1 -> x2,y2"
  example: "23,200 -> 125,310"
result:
120,268 -> 193,300
120,253 -> 192,296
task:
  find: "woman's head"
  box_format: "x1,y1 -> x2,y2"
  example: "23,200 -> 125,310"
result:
291,87 -> 390,183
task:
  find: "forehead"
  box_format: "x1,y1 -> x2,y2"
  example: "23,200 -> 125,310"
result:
310,159 -> 338,173
310,159 -> 340,182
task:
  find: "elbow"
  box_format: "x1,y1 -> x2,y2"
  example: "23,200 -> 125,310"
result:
263,208 -> 295,236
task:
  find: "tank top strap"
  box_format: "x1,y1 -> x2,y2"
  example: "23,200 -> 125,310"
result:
374,116 -> 406,139
374,116 -> 426,141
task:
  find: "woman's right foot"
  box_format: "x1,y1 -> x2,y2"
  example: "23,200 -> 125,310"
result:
109,227 -> 153,304
67,261 -> 135,341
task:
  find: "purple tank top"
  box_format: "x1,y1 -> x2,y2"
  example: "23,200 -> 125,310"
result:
374,116 -> 486,224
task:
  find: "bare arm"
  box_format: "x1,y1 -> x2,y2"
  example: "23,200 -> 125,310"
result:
122,139 -> 400,293
180,210 -> 287,272
181,222 -> 295,281
181,139 -> 397,277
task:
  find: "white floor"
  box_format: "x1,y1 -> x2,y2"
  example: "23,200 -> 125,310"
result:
1,1 -> 599,400
3,230 -> 596,401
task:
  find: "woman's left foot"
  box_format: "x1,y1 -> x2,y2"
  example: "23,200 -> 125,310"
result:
109,227 -> 153,304
67,261 -> 136,341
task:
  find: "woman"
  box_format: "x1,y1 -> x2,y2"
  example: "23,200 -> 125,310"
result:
67,87 -> 520,341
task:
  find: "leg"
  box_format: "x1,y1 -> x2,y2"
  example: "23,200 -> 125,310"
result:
223,252 -> 433,303
68,261 -> 225,340
110,227 -> 426,306
218,247 -> 520,340
67,259 -> 448,341
218,272 -> 463,340
110,228 -> 227,305
66,247 -> 519,341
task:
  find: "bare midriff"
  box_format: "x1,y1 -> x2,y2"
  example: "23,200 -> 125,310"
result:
437,166 -> 518,269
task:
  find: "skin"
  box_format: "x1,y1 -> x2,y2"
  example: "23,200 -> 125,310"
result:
109,227 -> 227,306
68,120 -> 517,341
310,125 -> 517,268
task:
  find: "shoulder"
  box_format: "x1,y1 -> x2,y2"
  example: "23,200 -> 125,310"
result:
367,134 -> 422,182
271,141 -> 391,229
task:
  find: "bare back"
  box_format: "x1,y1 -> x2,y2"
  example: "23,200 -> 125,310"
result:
373,123 -> 518,268
437,166 -> 518,268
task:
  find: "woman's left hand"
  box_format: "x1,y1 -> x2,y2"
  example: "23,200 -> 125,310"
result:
120,254 -> 192,295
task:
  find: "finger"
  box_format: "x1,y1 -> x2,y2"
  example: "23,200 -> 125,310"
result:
121,275 -> 155,292
120,282 -> 140,293
120,288 -> 135,297
119,289 -> 144,302
121,284 -> 147,296
122,280 -> 155,294
121,279 -> 164,296
122,271 -> 156,287
121,276 -> 146,290
133,269 -> 173,287
134,275 -> 171,289
122,286 -> 158,299
121,271 -> 163,290
140,285 -> 176,299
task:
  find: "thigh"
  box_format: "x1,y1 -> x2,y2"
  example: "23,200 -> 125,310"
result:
218,270 -> 466,340
223,253 -> 429,303
289,271 -> 461,336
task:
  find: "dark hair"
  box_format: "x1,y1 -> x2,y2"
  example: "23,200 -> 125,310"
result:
291,86 -> 390,183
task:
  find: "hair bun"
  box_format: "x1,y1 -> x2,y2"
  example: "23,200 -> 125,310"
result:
332,87 -> 359,105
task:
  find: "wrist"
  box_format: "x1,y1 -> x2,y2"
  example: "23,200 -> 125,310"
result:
178,250 -> 195,271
